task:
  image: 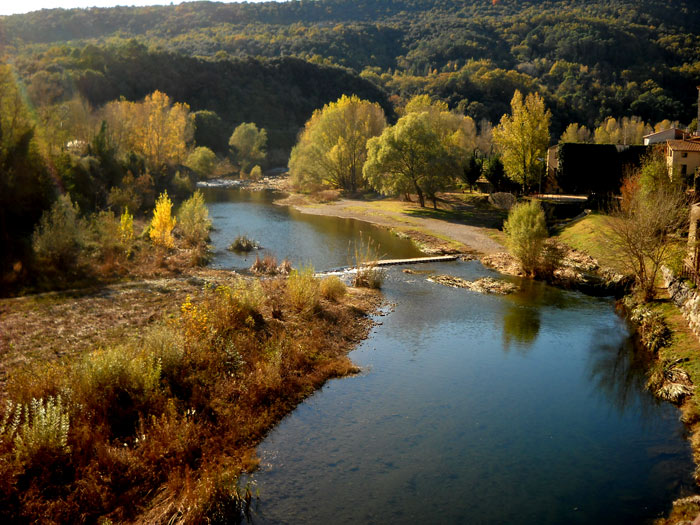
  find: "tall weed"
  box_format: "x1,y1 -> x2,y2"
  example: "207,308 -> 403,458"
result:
287,266 -> 320,314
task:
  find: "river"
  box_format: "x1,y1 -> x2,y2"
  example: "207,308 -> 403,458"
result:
202,187 -> 695,524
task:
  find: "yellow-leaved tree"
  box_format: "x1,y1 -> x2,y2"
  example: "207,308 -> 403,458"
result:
150,191 -> 176,248
289,94 -> 386,192
493,90 -> 551,192
103,91 -> 192,171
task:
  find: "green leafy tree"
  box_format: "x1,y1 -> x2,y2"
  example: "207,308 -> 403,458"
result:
177,190 -> 211,247
229,122 -> 267,174
364,111 -> 459,208
493,90 -> 551,193
185,146 -> 217,178
460,151 -> 483,192
289,94 -> 386,192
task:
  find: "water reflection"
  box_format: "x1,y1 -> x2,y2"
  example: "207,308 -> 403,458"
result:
502,302 -> 541,351
586,327 -> 663,417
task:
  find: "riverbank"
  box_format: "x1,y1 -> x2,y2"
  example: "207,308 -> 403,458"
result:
0,268 -> 382,522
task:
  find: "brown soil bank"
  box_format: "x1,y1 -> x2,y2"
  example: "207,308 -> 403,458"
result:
0,269 -> 379,523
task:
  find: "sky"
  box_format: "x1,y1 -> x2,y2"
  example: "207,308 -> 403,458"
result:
0,1 -> 274,17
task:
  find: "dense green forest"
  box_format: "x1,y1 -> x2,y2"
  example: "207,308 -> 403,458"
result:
3,0 -> 700,133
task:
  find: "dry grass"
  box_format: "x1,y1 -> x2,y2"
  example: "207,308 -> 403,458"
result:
0,271 -> 380,523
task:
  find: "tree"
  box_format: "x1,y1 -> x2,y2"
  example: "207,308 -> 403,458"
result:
492,90 -> 551,193
185,146 -> 217,178
228,122 -> 267,174
103,91 -> 192,171
593,116 -> 650,145
460,151 -> 483,192
560,123 -> 591,143
363,111 -> 459,208
608,163 -> 688,301
149,191 -> 176,248
503,200 -> 548,277
289,94 -> 386,192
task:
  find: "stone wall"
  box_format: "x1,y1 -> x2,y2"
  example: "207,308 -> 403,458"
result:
663,266 -> 700,341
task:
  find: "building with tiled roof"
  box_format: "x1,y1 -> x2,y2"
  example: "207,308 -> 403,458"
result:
666,139 -> 700,184
643,128 -> 687,145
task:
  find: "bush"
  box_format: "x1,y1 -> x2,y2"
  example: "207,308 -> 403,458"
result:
248,165 -> 262,181
177,190 -> 212,247
32,194 -> 85,271
150,191 -> 176,249
320,275 -> 347,301
90,210 -> 123,261
228,235 -> 259,252
73,346 -> 162,435
120,208 -> 135,257
503,200 -> 548,277
186,147 -> 217,178
287,266 -> 320,315
250,253 -> 278,275
352,235 -> 384,289
141,325 -> 185,384
2,395 -> 71,462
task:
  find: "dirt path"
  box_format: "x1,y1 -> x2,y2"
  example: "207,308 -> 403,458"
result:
279,196 -> 506,256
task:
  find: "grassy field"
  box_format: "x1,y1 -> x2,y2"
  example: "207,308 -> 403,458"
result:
555,212 -> 625,273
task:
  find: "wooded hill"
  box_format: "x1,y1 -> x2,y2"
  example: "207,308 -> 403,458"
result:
2,0 -> 700,138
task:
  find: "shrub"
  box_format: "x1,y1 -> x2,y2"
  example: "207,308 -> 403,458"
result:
503,200 -> 548,277
120,208 -> 135,257
320,275 -> 347,301
628,303 -> 672,352
2,396 -> 71,462
228,235 -> 259,252
141,325 -> 185,384
150,191 -> 176,249
177,190 -> 212,247
287,266 -> 320,315
250,253 -> 278,275
248,165 -> 263,181
73,346 -> 162,435
352,235 -> 384,289
32,194 -> 84,271
90,210 -> 123,261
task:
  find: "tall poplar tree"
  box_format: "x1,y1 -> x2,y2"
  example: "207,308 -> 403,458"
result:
493,90 -> 551,192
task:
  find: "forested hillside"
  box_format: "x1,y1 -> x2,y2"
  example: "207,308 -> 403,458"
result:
3,0 -> 700,133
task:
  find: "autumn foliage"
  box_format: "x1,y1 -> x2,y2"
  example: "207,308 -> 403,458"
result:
150,191 -> 176,249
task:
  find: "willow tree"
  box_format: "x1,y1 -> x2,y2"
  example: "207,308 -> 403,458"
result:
289,94 -> 386,192
493,90 -> 551,192
363,95 -> 474,208
364,111 -> 458,208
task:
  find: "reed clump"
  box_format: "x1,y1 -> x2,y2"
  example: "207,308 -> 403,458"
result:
352,234 -> 384,289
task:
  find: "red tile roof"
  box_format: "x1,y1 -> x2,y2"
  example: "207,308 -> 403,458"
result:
667,140 -> 700,152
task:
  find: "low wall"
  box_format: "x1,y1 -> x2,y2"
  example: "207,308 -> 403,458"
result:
663,266 -> 700,342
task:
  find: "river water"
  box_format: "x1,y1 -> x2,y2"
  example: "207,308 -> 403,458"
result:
203,188 -> 695,524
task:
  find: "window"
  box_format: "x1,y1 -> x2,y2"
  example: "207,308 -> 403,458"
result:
681,164 -> 688,175
682,152 -> 688,158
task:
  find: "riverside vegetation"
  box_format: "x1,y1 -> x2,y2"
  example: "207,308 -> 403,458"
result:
0,264 -> 379,523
